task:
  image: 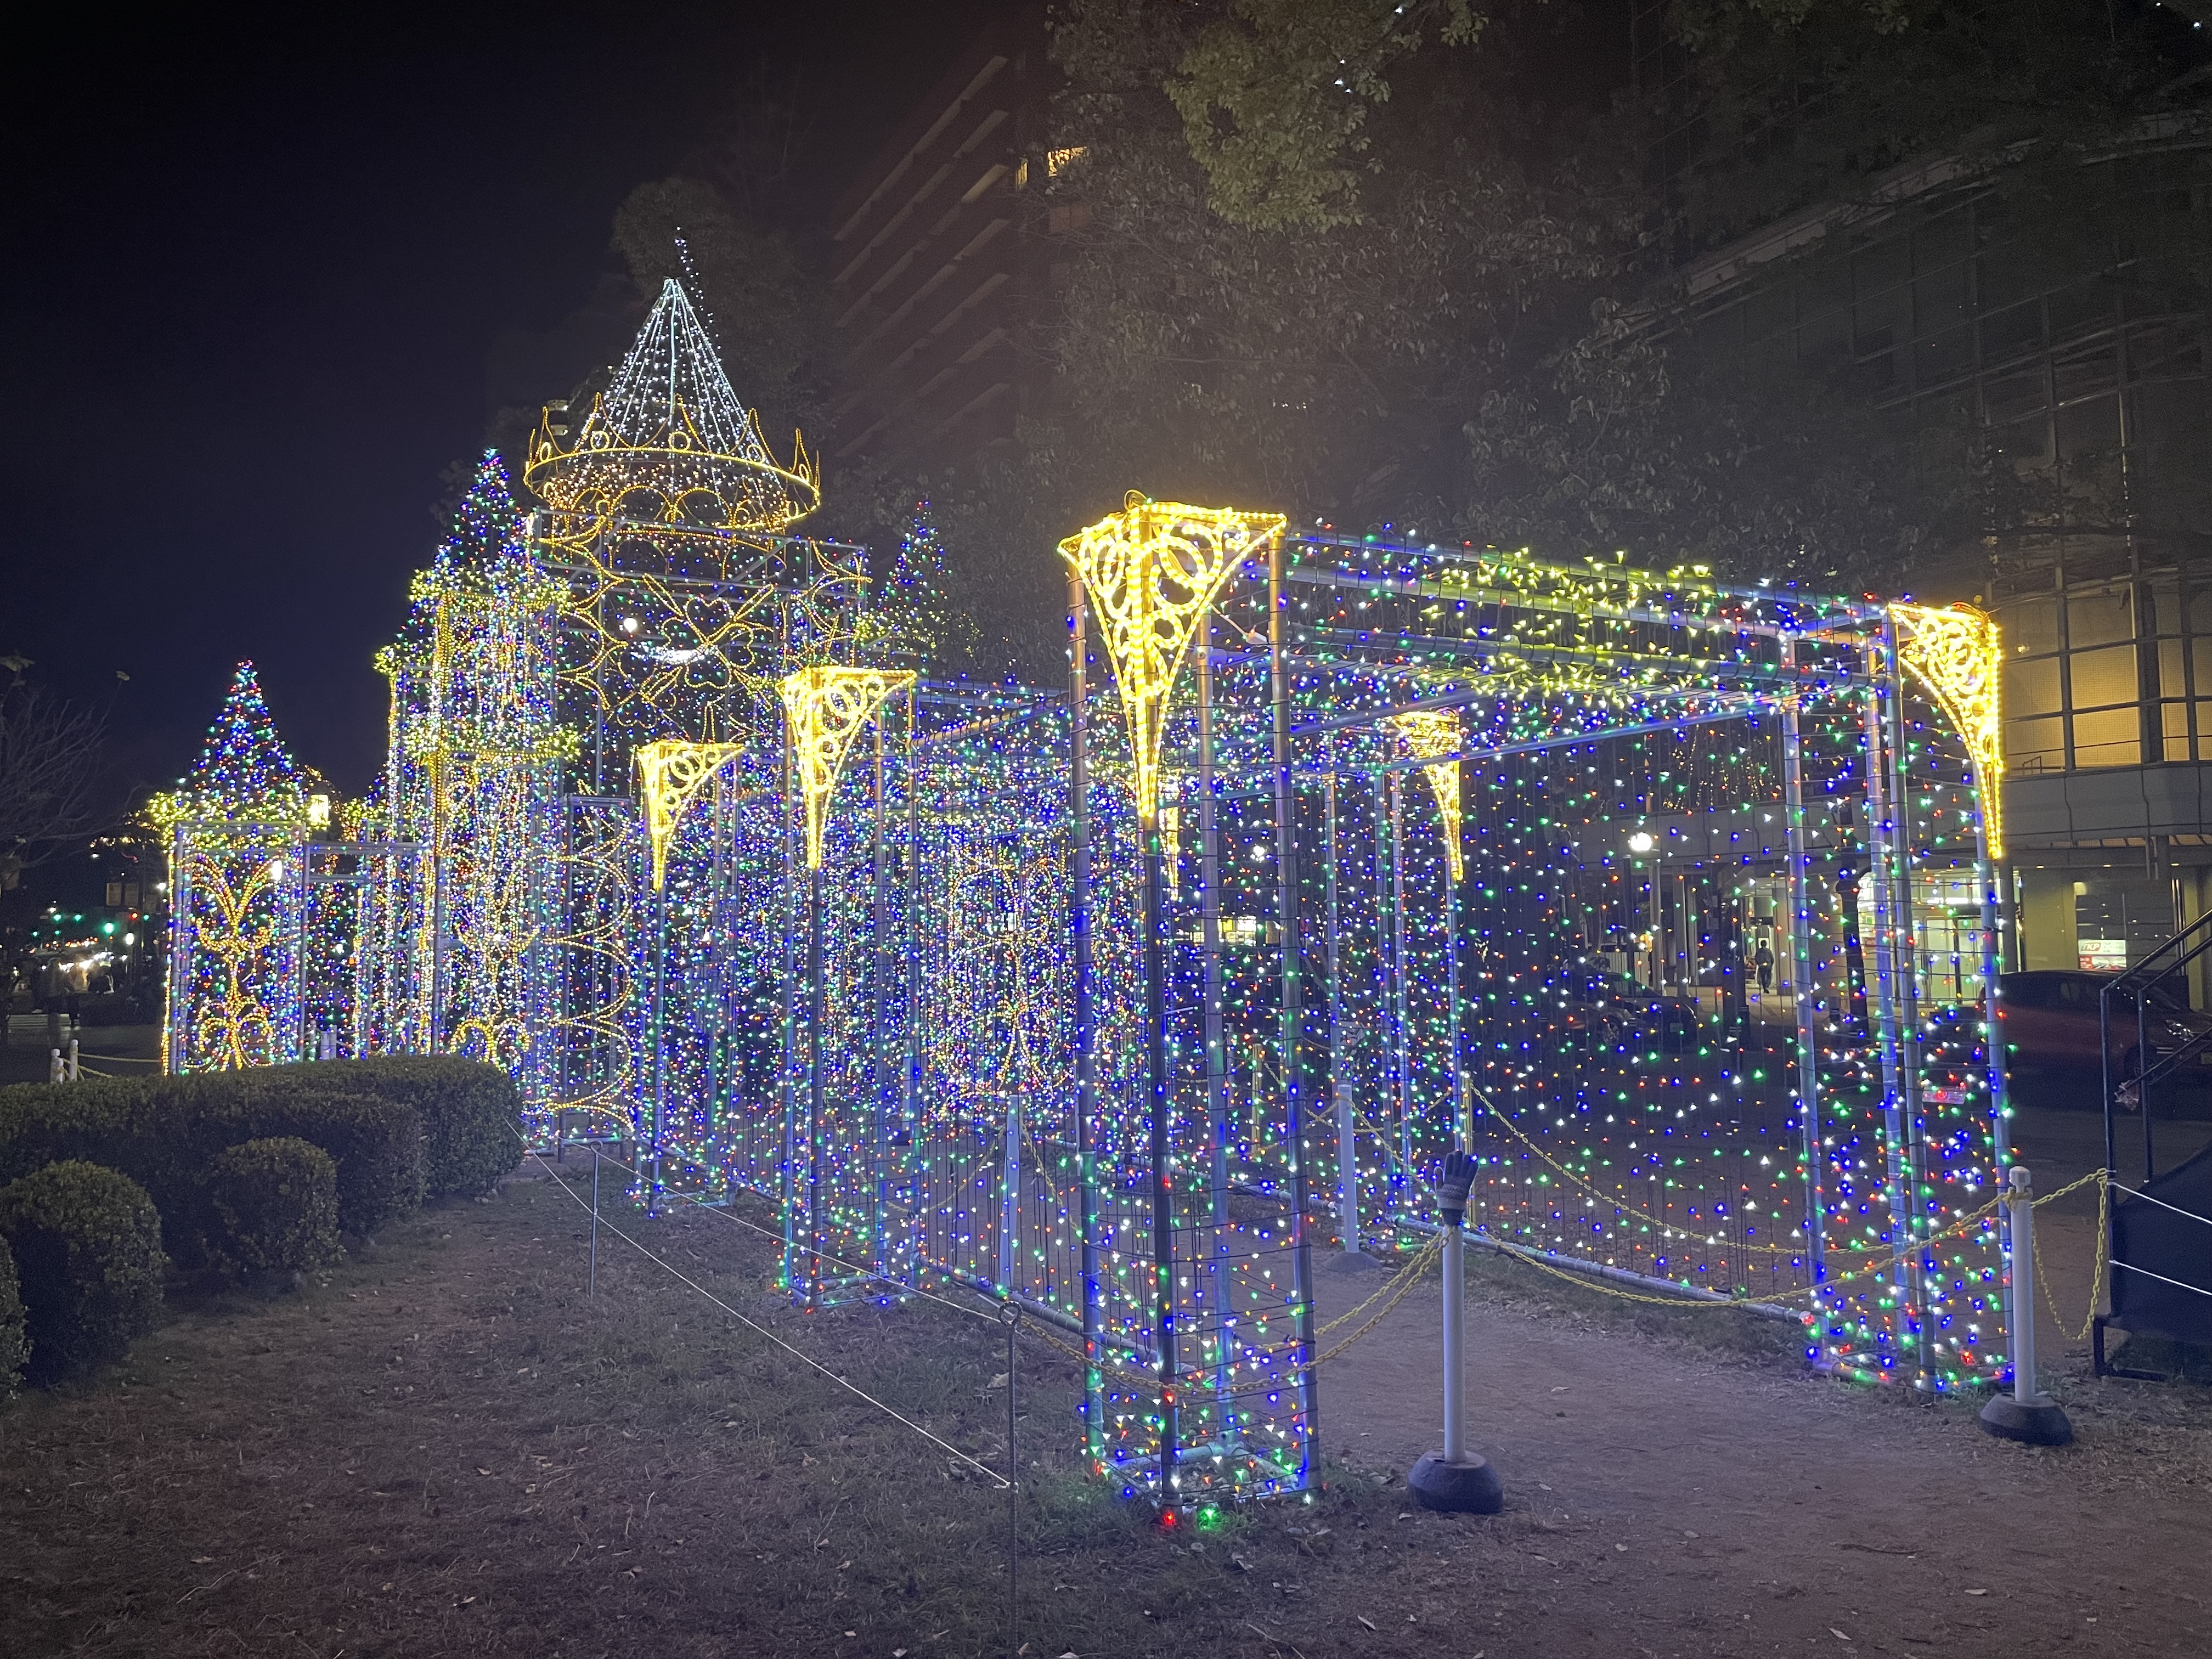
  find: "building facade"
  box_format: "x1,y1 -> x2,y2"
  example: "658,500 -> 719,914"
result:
825,5 -> 1053,471
1666,134 -> 2212,983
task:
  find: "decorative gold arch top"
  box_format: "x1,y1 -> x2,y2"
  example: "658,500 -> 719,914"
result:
635,739 -> 747,890
1390,708 -> 1465,882
1058,493 -> 1287,825
1892,602 -> 2005,858
779,667 -> 916,870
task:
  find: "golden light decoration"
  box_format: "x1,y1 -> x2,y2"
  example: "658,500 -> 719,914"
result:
636,738 -> 747,890
1892,602 -> 2005,857
524,279 -> 819,535
779,667 -> 916,870
1058,493 -> 1287,825
1390,708 -> 1465,882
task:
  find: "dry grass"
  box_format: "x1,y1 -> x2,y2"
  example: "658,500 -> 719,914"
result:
0,1166 -> 1594,1659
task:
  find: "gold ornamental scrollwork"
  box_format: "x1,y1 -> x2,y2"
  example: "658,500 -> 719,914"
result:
1891,603 -> 2004,858
779,667 -> 916,870
1057,493 -> 1286,826
635,739 -> 747,890
1390,708 -> 1465,883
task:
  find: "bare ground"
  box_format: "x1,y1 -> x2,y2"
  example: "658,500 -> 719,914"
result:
0,1138 -> 2205,1659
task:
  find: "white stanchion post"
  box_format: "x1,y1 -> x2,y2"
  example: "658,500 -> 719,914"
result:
1409,1149 -> 1502,1513
1979,1165 -> 2074,1445
68,1039 -> 79,1081
49,1048 -> 62,1085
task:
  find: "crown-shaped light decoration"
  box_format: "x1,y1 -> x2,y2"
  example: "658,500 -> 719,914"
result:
780,667 -> 916,870
1058,493 -> 1286,825
1390,708 -> 1465,882
1892,601 -> 2005,857
148,662 -> 326,829
636,738 -> 747,890
525,279 -> 820,534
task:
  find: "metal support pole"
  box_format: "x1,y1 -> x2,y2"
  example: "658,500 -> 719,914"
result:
1199,637 -> 1238,1428
1780,656 -> 1829,1310
1068,576 -> 1104,1471
648,859 -> 667,1211
1144,816 -> 1176,1497
1268,531 -> 1320,1486
871,720 -> 890,1276
807,861 -> 826,1311
1978,1166 -> 2073,1443
1442,1218 -> 1465,1463
1447,837 -> 1465,1149
1864,643 -> 1928,1384
1408,1150 -> 1500,1512
780,720 -> 800,1298
999,1092 -> 1020,1294
1002,1300 -> 1020,1655
589,1143 -> 600,1299
1391,771 -> 1411,1181
1325,765 -> 1359,1254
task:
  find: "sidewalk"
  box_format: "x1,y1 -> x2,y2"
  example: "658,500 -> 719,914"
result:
1317,1219 -> 2210,1654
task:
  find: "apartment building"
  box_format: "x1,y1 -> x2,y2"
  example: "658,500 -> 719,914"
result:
825,5 -> 1053,470
1667,133 -> 2212,975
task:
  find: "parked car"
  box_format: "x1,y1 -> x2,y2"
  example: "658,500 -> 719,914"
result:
1553,961 -> 1704,1053
1995,969 -> 2212,1090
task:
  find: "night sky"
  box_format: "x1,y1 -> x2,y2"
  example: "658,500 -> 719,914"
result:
5,2 -> 994,803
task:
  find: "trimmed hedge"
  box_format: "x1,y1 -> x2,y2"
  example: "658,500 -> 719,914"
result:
0,1161 -> 166,1384
303,1058 -> 521,1197
207,1137 -> 340,1276
0,1069 -> 425,1257
0,1232 -> 25,1402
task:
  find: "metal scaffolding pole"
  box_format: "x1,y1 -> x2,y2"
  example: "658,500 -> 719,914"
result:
1325,761 -> 1359,1252
1779,645 -> 1829,1329
1067,575 -> 1104,1470
1268,530 -> 1319,1482
1863,633 -> 1928,1383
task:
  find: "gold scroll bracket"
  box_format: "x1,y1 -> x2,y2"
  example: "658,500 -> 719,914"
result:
1891,602 -> 2004,859
636,739 -> 746,890
1057,493 -> 1286,825
779,667 -> 917,870
1390,708 -> 1465,883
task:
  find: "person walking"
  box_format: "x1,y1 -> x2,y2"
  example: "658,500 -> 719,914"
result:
1754,940 -> 1774,995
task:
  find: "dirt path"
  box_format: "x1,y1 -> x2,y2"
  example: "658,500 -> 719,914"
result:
0,1163 -> 2204,1658
1316,1241 -> 2211,1656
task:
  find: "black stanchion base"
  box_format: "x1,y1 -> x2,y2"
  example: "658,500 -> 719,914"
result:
1978,1393 -> 2074,1447
1408,1452 -> 1504,1514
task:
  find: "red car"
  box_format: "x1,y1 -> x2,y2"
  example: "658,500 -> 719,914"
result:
1995,970 -> 2212,1089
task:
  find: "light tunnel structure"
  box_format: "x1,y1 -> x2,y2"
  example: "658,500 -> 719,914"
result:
157,280 -> 2016,1509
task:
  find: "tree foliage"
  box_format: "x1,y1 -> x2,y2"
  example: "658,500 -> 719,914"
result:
0,670 -> 109,887
1163,0 -> 1483,229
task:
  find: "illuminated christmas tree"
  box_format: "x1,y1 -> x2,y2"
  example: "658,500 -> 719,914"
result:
872,498 -> 966,661
149,661 -> 314,826
435,449 -> 526,579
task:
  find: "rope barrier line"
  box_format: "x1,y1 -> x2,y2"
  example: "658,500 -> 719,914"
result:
1314,1233 -> 1444,1339
2109,1180 -> 2212,1229
534,1138 -> 1008,1329
522,1145 -> 1011,1488
2038,1173 -> 2108,1345
1474,1088 -> 1901,1262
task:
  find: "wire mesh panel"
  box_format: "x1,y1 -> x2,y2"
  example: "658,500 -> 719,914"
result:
1066,501 -> 1319,1505
1277,533 -> 2010,1395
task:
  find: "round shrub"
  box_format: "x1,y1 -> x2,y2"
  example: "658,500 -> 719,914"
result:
207,1137 -> 340,1277
0,1233 -> 25,1403
0,1161 -> 167,1385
